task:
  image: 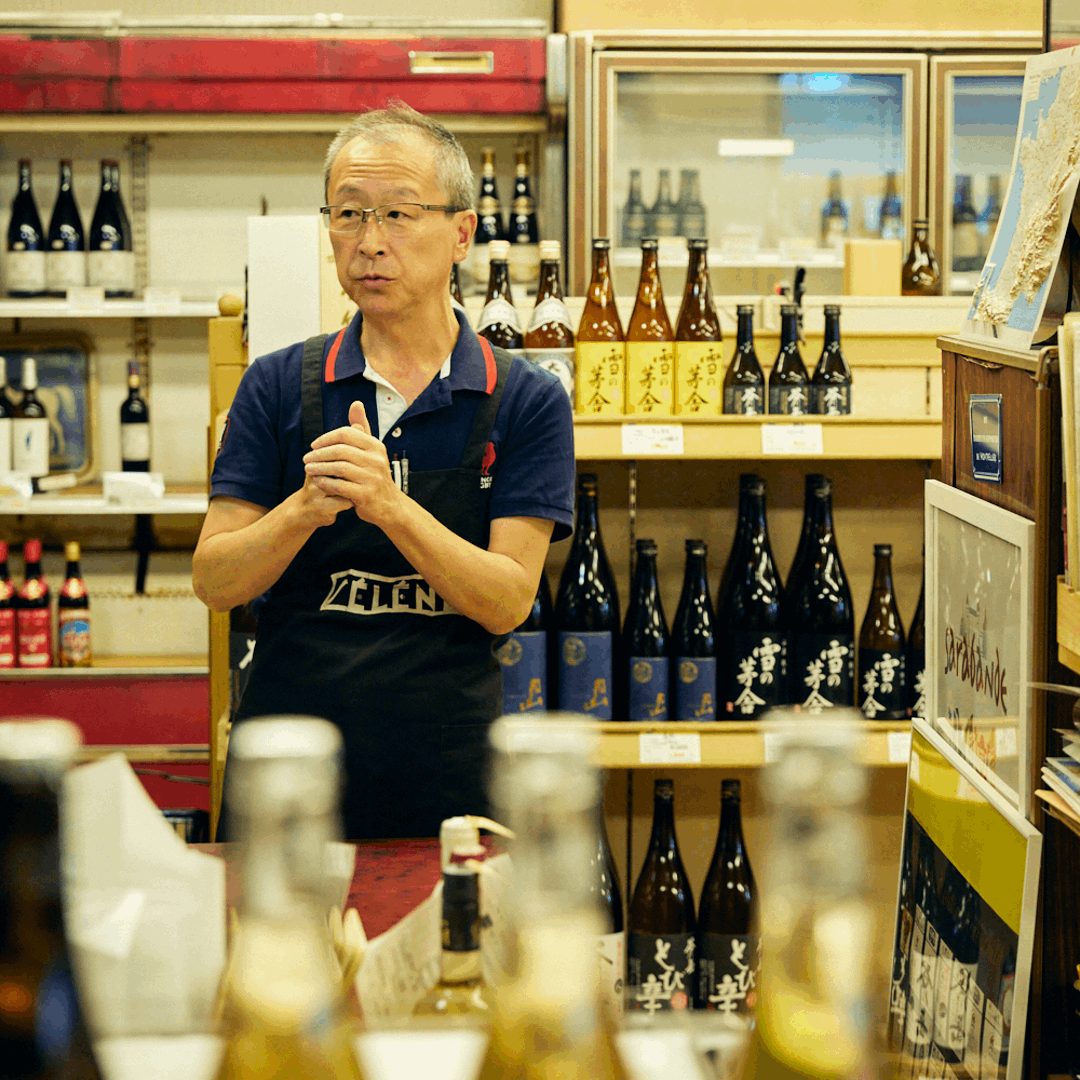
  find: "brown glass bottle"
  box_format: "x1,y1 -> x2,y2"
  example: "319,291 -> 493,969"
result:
575,238 -> 625,416
626,238 -> 675,416
697,779 -> 758,1012
857,543 -> 906,720
476,239 -> 523,350
627,779 -> 696,1012
674,238 -> 722,415
901,219 -> 942,297
524,239 -> 574,398
621,170 -> 647,248
649,170 -> 678,238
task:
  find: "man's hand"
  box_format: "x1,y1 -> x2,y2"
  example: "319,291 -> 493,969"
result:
303,401 -> 404,527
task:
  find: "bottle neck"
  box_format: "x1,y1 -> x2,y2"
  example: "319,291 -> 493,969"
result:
871,552 -> 895,596
574,489 -> 600,542
718,793 -> 747,855
58,163 -> 73,191
657,175 -> 673,204
588,250 -> 613,302
779,312 -> 799,346
25,559 -> 43,579
823,312 -> 841,349
636,250 -> 661,306
535,260 -> 563,301
18,162 -> 32,191
736,310 -> 754,348
632,552 -> 660,602
22,361 -> 38,393
649,791 -> 677,850
682,551 -> 708,596
64,559 -> 81,580
807,487 -> 836,539
628,174 -> 643,203
737,488 -> 768,539
486,260 -> 512,301
99,162 -> 111,190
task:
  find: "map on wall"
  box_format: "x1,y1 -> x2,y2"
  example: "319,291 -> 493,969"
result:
962,45 -> 1080,351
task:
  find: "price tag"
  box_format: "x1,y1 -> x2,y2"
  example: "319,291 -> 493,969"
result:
638,733 -> 701,765
995,725 -> 1019,759
762,732 -> 782,763
761,423 -> 823,455
141,286 -> 183,314
65,285 -> 105,311
620,424 -> 684,456
102,471 -> 165,504
888,730 -> 913,764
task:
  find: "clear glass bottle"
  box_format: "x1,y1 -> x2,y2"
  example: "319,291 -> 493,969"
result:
575,238 -> 625,416
479,715 -> 628,1080
625,238 -> 675,416
676,169 -> 707,239
215,717 -> 364,1080
649,169 -> 678,238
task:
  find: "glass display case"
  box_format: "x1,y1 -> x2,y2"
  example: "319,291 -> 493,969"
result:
930,58 -> 1026,297
570,48 -> 927,296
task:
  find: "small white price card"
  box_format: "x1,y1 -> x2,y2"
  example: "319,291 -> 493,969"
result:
638,733 -> 701,765
887,730 -> 913,764
762,731 -> 782,763
621,423 -> 684,457
103,471 -> 165,504
761,423 -> 824,456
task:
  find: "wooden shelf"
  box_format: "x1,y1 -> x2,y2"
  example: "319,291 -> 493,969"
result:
0,656 -> 208,679
76,743 -> 209,765
595,719 -> 913,769
0,298 -> 218,319
0,484 -> 208,516
573,416 -> 941,460
1057,576 -> 1080,677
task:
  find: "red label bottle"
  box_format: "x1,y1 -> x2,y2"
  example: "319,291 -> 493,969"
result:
17,537 -> 52,667
0,541 -> 15,668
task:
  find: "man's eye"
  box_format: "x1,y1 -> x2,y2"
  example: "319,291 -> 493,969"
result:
385,208 -> 407,220
336,208 -> 359,220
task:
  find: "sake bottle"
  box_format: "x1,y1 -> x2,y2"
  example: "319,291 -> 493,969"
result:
879,170 -> 903,241
497,570 -> 552,715
627,779 -> 696,1012
671,539 -> 717,722
820,169 -> 848,250
697,779 -> 758,1013
809,305 -> 852,416
674,238 -> 723,416
717,474 -> 788,718
767,304 -> 809,416
625,238 -> 675,416
786,475 -> 854,712
555,473 -> 620,720
575,238 -> 625,416
621,539 -> 670,721
592,815 -> 625,1020
952,175 -> 980,273
907,578 -> 926,720
621,169 -> 647,248
723,303 -> 765,416
903,831 -> 940,1063
649,170 -> 678,237
477,240 -> 523,350
524,239 -> 574,398
857,543 -> 906,720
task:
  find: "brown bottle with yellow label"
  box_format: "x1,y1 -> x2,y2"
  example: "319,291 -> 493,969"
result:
575,238 -> 625,416
674,237 -> 722,415
625,238 -> 675,416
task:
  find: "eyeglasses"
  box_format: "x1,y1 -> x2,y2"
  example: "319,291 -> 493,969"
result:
319,201 -> 465,235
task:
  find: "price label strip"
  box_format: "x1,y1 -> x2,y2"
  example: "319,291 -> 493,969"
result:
638,733 -> 701,765
761,423 -> 824,456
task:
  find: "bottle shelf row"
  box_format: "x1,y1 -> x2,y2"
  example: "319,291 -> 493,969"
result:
0,484 -> 209,516
0,297 -> 220,320
0,655 -> 208,679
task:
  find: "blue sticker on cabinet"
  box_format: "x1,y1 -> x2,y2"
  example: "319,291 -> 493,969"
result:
969,394 -> 1003,483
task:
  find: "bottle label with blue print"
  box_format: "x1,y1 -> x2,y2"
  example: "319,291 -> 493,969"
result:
674,655 -> 716,721
496,630 -> 547,713
557,631 -> 613,719
628,655 -> 669,720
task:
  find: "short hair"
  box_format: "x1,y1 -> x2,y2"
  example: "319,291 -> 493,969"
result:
323,102 -> 474,210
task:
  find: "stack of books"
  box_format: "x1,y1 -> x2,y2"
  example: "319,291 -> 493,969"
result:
1040,723 -> 1080,823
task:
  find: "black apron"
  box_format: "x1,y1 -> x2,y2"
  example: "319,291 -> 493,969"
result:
223,330 -> 508,839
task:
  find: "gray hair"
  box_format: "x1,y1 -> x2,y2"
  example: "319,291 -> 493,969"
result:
323,103 -> 474,210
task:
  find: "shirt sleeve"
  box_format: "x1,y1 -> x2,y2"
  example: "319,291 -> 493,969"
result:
209,354 -> 287,509
488,361 -> 576,542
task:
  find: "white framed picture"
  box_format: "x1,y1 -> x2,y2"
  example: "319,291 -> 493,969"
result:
924,480 -> 1035,818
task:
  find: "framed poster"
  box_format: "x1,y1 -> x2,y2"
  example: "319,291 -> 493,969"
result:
886,721 -> 1041,1080
924,480 -> 1034,816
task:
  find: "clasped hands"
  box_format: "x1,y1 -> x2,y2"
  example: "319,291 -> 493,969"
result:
301,400 -> 402,526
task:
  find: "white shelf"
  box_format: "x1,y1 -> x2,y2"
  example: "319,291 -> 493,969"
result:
0,489 -> 208,516
611,246 -> 844,270
0,299 -> 219,320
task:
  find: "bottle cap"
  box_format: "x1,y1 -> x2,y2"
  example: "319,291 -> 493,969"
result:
736,303 -> 754,315
64,540 -> 80,562
874,543 -> 893,557
685,538 -> 706,554
739,472 -> 765,493
823,304 -> 841,316
780,303 -> 798,316
635,538 -> 657,555
913,218 -> 929,227
539,239 -> 561,261
640,237 -> 658,250
721,778 -> 741,799
23,538 -> 42,563
654,778 -> 675,798
687,237 -> 708,250
487,240 -> 510,262
591,237 -> 611,250
577,471 -> 598,488
440,816 -> 484,870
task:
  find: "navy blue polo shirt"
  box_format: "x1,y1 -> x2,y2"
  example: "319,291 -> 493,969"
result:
211,307 -> 575,542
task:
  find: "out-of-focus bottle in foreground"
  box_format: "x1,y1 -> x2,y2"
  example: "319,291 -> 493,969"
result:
478,714 -> 628,1080
214,716 -> 364,1080
0,717 -> 103,1080
740,711 -> 877,1080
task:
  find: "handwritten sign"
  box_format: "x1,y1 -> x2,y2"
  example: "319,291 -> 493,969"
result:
761,423 -> 823,455
620,423 -> 684,456
638,733 -> 701,765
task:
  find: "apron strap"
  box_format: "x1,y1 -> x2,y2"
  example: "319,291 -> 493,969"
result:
460,338 -> 512,470
300,329 -> 345,449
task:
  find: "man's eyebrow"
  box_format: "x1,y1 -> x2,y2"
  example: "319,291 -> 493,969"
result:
331,184 -> 421,202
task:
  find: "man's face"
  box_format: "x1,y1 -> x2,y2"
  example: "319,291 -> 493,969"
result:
325,131 -> 475,321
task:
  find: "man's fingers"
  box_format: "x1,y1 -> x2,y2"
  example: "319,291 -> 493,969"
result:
349,400 -> 371,436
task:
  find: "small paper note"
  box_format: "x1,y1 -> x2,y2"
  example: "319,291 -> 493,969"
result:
103,471 -> 165,503
620,423 -> 685,456
761,423 -> 824,455
638,732 -> 701,765
763,732 -> 781,763
888,730 -> 913,764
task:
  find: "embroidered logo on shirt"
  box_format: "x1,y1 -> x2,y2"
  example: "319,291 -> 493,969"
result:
480,441 -> 496,489
319,570 -> 457,617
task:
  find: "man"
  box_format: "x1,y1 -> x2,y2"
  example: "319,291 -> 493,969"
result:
193,105 -> 575,838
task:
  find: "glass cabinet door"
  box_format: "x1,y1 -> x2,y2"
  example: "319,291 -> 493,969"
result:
582,52 -> 926,297
930,58 -> 1027,296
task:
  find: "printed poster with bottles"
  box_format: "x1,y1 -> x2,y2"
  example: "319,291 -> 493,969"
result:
886,720 -> 1040,1080
924,480 -> 1034,816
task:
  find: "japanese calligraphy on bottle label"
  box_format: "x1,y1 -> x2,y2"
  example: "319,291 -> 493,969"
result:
767,384 -> 809,416
16,607 -> 51,667
575,342 -> 625,416
598,931 -> 625,1018
723,382 -> 764,417
627,932 -> 695,1013
793,633 -> 854,712
674,655 -> 716,721
626,342 -> 675,415
857,647 -> 907,719
810,384 -> 851,416
674,342 -> 722,415
496,630 -> 547,714
628,655 -> 670,720
698,933 -> 759,1013
910,656 -> 927,720
722,632 -> 787,718
905,907 -> 938,1054
557,631 -> 613,719
525,347 -> 574,400
940,959 -> 978,1062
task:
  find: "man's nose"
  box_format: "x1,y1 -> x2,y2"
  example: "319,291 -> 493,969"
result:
356,225 -> 385,258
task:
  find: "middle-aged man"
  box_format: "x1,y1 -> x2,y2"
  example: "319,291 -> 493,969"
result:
192,104 -> 575,838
